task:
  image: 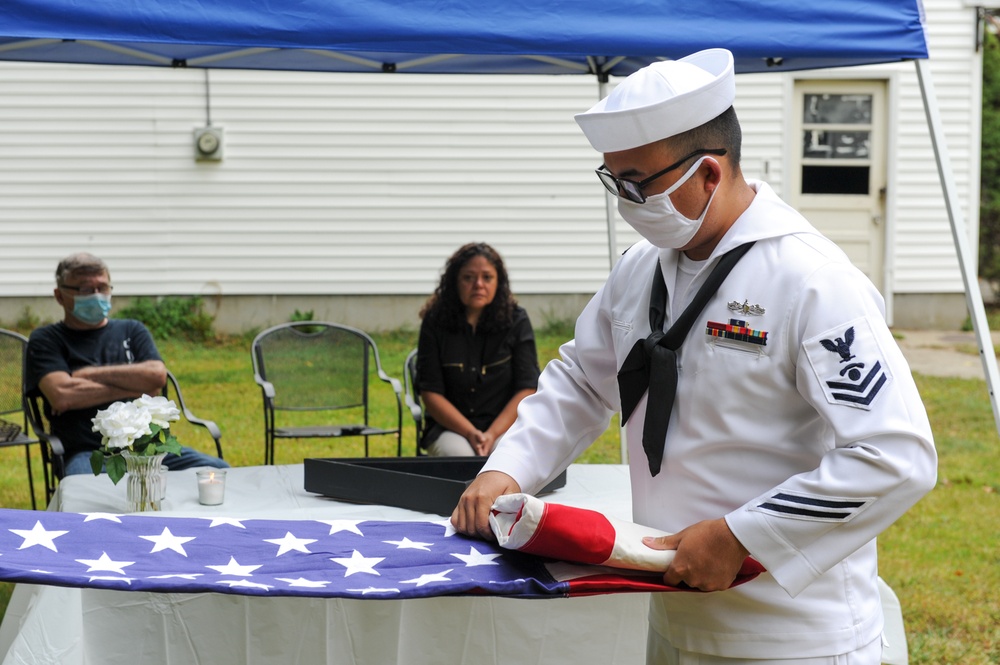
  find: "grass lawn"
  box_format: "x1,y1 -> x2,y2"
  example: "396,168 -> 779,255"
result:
0,324 -> 996,663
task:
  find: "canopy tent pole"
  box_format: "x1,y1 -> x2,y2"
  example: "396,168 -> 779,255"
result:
592,73 -> 630,463
915,58 -> 1000,436
596,76 -> 630,464
597,77 -> 619,274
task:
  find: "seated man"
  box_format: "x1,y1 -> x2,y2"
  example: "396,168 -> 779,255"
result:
26,252 -> 229,476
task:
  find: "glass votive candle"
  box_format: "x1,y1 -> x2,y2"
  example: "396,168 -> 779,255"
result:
158,465 -> 169,502
196,469 -> 227,506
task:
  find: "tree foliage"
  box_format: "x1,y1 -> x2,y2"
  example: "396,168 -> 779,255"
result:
980,27 -> 1000,283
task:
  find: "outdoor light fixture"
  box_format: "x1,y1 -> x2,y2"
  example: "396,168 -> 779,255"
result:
194,126 -> 224,161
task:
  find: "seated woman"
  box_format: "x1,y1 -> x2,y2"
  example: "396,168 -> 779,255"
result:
416,243 -> 540,456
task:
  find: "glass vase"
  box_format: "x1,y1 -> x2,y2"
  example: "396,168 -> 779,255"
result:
122,450 -> 167,512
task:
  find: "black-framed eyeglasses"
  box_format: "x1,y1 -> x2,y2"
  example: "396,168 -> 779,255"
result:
59,284 -> 113,296
595,148 -> 727,204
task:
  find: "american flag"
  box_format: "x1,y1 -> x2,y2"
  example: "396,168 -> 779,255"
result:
0,508 -> 762,599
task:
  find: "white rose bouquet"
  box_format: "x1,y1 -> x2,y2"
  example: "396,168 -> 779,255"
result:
90,395 -> 183,484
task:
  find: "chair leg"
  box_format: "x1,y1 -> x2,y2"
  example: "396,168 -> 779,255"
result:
264,408 -> 274,465
23,443 -> 36,511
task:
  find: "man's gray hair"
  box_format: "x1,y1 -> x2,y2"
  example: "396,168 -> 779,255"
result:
55,252 -> 109,286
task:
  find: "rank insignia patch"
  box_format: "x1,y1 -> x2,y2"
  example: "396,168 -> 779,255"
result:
805,318 -> 891,410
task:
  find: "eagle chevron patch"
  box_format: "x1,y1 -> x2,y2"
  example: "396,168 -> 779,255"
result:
805,317 -> 892,410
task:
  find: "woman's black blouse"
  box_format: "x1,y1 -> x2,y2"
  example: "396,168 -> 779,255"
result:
416,306 -> 540,448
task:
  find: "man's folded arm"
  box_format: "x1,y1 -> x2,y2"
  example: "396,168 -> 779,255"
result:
39,360 -> 166,414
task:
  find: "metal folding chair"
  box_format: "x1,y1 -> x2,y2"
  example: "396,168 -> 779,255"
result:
403,347 -> 427,456
0,329 -> 42,509
251,322 -> 403,464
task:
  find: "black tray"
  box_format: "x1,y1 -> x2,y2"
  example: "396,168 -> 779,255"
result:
303,456 -> 566,516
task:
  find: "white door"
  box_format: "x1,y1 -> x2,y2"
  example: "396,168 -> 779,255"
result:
790,81 -> 887,291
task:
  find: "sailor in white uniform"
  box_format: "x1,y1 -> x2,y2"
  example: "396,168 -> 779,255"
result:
452,48 -> 936,664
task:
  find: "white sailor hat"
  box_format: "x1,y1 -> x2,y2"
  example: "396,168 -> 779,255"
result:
575,48 -> 735,153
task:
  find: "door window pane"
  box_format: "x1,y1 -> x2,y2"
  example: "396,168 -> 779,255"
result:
803,94 -> 872,124
801,93 -> 873,194
802,165 -> 870,195
803,130 -> 871,160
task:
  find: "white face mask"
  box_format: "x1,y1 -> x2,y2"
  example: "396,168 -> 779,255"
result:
617,156 -> 719,249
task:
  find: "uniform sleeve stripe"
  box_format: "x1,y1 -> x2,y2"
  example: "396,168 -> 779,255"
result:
756,503 -> 852,520
770,493 -> 866,509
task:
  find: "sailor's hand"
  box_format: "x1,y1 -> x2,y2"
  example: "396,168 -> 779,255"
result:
643,518 -> 749,591
451,471 -> 520,540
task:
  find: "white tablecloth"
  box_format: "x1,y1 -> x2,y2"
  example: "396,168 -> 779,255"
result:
0,464 -> 649,665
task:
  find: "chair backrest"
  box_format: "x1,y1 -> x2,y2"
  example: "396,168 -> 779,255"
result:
252,322 -> 378,411
164,369 -> 224,459
403,347 -> 423,450
2,329 -> 57,507
0,329 -> 28,429
403,348 -> 419,410
25,391 -> 64,492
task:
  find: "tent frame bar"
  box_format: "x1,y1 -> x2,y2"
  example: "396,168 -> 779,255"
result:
915,57 -> 1000,434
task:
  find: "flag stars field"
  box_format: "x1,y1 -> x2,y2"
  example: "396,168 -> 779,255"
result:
206,557 -> 262,576
451,547 -> 502,567
275,577 -> 331,588
76,552 -> 134,575
0,509 -> 703,599
264,532 -> 317,556
348,586 -> 400,596
9,521 -> 68,551
319,520 -> 365,536
218,579 -> 272,591
401,569 -> 453,587
81,513 -> 122,523
331,550 -> 385,576
383,537 -> 433,550
140,527 -> 195,555
206,517 -> 246,529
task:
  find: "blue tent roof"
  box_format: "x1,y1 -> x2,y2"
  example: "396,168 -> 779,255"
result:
1,0 -> 928,77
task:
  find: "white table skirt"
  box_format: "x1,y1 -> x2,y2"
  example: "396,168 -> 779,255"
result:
0,464 -> 649,665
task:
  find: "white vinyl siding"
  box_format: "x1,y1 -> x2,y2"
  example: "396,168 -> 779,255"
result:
1,67 -> 610,298
0,0 -> 980,316
891,0 -> 981,293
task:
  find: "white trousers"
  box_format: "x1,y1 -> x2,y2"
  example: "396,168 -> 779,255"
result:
425,430 -> 477,456
646,629 -> 883,665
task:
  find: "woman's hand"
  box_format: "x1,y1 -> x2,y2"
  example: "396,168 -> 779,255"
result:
468,429 -> 497,456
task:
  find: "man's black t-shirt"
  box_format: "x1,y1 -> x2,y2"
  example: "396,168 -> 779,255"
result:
25,320 -> 162,457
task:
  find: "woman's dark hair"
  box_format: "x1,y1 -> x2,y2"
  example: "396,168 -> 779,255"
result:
419,242 -> 516,332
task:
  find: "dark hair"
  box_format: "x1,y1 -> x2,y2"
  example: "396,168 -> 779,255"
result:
668,106 -> 742,173
419,242 -> 516,332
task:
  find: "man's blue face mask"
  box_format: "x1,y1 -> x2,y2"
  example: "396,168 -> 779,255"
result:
72,293 -> 112,325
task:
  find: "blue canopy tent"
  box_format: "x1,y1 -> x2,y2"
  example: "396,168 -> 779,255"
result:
2,0 -> 998,433
1,0 -> 929,76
